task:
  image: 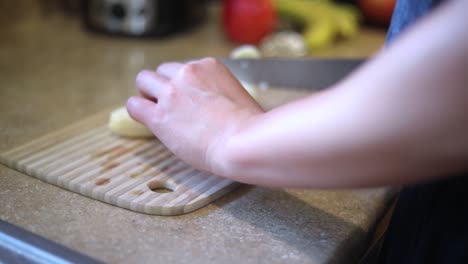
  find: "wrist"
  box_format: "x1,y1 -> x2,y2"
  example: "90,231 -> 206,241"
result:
206,111 -> 262,182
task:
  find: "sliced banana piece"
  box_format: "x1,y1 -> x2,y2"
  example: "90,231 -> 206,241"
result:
230,45 -> 262,100
230,45 -> 262,59
108,106 -> 154,138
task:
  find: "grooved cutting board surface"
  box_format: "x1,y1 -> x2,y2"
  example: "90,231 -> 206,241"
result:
0,111 -> 239,215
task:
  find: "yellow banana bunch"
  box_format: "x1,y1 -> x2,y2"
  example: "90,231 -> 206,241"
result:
275,0 -> 360,50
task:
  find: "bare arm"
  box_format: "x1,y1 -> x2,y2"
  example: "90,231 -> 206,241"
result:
127,0 -> 468,188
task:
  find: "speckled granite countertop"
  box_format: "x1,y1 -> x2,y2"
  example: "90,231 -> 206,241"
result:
0,3 -> 392,264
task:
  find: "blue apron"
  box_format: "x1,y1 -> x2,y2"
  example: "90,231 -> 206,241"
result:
380,1 -> 468,263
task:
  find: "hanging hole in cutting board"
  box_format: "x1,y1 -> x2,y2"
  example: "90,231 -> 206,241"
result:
147,180 -> 176,194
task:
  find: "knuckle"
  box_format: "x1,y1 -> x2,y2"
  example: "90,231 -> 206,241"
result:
179,63 -> 198,78
201,57 -> 219,66
165,82 -> 178,99
148,109 -> 164,127
156,63 -> 169,73
148,116 -> 161,127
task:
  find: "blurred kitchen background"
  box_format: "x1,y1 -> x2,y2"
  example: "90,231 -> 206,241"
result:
0,0 -> 394,60
0,0 -> 394,140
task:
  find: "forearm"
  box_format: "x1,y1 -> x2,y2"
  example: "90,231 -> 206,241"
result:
214,0 -> 468,188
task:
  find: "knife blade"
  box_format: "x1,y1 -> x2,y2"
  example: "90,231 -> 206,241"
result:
220,58 -> 364,90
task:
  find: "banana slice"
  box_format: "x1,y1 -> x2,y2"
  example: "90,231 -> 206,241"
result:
230,45 -> 262,59
108,106 -> 154,138
229,45 -> 261,100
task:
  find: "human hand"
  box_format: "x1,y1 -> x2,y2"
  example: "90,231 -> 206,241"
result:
126,58 -> 264,173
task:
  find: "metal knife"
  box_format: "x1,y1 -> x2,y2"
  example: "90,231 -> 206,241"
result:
220,58 -> 364,90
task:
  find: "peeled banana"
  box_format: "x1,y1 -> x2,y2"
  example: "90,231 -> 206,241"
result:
108,106 -> 154,138
275,0 -> 360,50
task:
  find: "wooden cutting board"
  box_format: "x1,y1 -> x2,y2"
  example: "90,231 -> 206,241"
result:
0,111 -> 240,215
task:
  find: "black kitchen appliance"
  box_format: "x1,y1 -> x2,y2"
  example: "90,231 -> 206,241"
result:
82,0 -> 206,37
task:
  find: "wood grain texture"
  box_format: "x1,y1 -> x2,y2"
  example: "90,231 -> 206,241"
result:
0,112 -> 240,215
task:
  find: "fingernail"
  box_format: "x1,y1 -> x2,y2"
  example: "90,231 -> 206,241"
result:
127,96 -> 138,109
136,70 -> 151,86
